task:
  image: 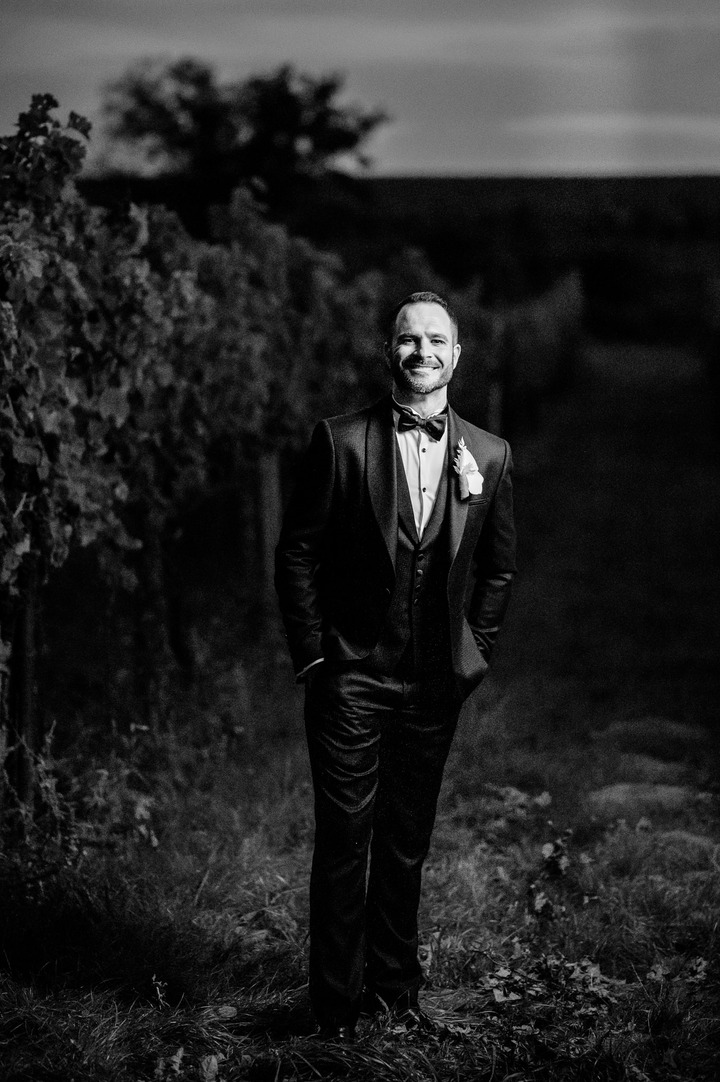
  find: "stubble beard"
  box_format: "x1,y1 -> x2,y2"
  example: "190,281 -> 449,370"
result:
393,362 -> 454,396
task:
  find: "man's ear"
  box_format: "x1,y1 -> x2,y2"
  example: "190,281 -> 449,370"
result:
452,343 -> 462,369
383,341 -> 392,368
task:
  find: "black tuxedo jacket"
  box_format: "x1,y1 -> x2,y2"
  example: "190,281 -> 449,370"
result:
275,395 -> 516,700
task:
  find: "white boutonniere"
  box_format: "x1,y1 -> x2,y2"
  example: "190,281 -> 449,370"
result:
453,437 -> 483,499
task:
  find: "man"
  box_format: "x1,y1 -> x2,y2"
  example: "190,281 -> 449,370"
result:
275,291 -> 516,1040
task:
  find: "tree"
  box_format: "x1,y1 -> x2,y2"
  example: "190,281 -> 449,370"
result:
101,59 -> 387,208
0,95 -> 154,803
1,94 -> 388,795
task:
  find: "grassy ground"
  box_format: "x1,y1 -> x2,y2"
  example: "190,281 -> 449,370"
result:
2,339 -> 720,1080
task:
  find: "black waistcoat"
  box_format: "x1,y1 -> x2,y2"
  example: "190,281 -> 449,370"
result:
367,443 -> 452,678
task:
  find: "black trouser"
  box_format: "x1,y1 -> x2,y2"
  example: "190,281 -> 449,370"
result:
304,662 -> 460,1028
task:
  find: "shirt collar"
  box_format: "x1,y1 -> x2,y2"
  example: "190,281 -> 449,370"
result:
391,397 -> 448,421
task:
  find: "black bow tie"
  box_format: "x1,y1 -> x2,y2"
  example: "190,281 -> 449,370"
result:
395,408 -> 447,441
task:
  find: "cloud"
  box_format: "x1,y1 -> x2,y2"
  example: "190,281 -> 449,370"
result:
3,0 -> 720,174
500,111 -> 720,174
6,4 -> 720,74
508,112 -> 720,143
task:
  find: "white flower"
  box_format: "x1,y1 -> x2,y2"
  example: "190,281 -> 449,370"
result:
453,437 -> 483,499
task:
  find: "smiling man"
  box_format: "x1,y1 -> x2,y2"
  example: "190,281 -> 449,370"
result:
275,291 -> 516,1040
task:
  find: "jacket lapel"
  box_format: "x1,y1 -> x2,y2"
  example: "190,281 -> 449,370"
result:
366,396 -> 397,570
447,406 -> 469,567
366,398 -> 483,572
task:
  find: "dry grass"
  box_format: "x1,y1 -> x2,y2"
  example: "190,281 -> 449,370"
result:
1,723 -> 719,1082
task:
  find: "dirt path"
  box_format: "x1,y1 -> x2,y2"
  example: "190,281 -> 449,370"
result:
455,340 -> 720,805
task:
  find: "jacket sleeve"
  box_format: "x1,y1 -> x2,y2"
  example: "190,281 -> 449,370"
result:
274,420 -> 335,676
466,440 -> 517,662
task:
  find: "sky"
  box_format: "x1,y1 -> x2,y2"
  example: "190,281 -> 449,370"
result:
3,0 -> 720,176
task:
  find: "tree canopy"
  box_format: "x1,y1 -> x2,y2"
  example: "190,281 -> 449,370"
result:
101,59 -> 388,207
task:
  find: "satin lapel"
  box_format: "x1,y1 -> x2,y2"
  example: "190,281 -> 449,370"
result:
447,407 -> 469,567
366,396 -> 397,570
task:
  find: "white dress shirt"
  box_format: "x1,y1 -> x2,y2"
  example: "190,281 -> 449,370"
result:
393,401 -> 448,539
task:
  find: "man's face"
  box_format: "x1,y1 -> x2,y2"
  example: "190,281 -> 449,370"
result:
386,302 -> 461,396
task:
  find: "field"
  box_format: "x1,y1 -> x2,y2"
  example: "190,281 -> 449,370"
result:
1,339 -> 719,1081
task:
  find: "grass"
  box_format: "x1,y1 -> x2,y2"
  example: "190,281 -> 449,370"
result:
1,713 -> 719,1082
3,338 -> 720,1080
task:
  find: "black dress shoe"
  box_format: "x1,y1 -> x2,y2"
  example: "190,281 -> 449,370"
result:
393,1005 -> 443,1035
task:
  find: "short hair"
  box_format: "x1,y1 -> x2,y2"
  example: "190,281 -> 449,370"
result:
384,291 -> 459,345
